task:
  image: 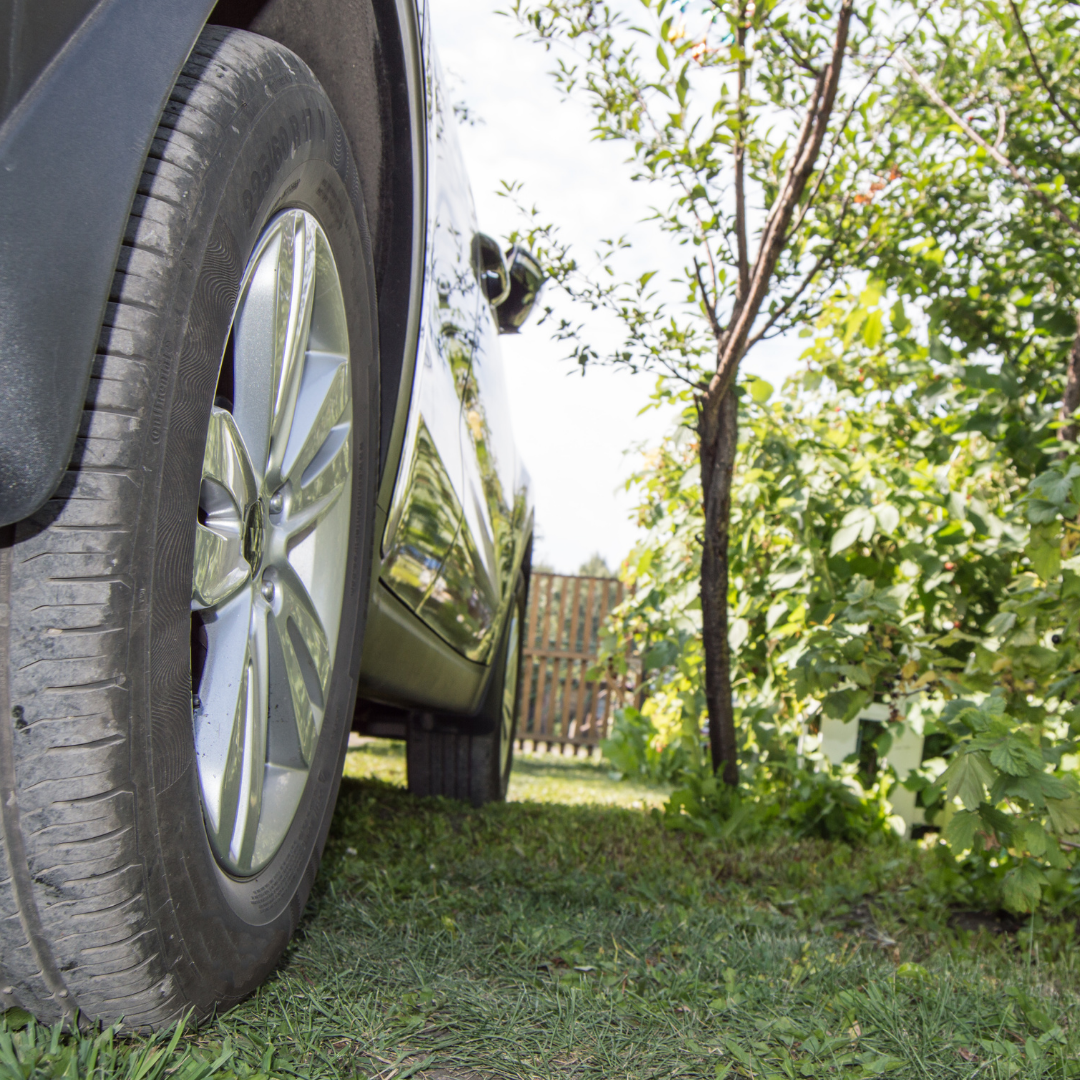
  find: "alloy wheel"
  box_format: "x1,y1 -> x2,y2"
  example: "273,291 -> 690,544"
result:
191,209 -> 353,877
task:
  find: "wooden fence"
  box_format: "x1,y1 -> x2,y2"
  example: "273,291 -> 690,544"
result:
516,572 -> 639,754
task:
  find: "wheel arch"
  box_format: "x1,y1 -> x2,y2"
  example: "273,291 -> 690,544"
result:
0,0 -> 424,528
210,0 -> 426,482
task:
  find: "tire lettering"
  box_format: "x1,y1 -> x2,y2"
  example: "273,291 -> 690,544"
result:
315,178 -> 346,230
241,110 -> 322,226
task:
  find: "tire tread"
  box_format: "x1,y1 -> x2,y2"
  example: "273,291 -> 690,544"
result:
0,26 -> 309,1028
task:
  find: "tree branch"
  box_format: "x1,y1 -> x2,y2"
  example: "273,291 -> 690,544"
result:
734,3 -> 751,304
745,209 -> 850,351
786,21 -> 928,247
704,0 -> 855,419
694,258 -> 723,339
1060,310 -> 1080,445
778,29 -> 822,78
1008,0 -> 1080,141
898,53 -> 1080,239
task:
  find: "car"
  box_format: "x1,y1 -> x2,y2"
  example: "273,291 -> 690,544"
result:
0,0 -> 542,1030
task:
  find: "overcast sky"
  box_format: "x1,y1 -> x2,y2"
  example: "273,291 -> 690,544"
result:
433,0 -> 803,572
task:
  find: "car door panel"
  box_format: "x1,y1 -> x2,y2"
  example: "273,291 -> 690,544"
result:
378,40 -> 534,671
380,52 -> 479,627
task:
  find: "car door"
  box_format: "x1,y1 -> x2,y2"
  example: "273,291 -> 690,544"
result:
380,47 -> 530,665
444,277 -> 529,660
379,51 -> 478,630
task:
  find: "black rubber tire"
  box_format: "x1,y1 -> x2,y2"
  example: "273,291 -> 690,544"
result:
406,576 -> 525,807
0,27 -> 378,1029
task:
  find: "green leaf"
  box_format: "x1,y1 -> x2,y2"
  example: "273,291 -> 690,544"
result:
749,378 -> 773,404
943,809 -> 979,851
985,611 -> 1016,636
1046,793 -> 1080,835
1038,772 -> 1072,799
942,750 -> 995,811
830,517 -> 866,555
895,962 -> 929,983
1002,864 -> 1046,913
989,738 -> 1043,776
1033,468 -> 1074,504
1017,821 -> 1048,857
861,310 -> 883,347
1,1008 -> 31,1031
874,503 -> 899,534
823,689 -> 871,723
1027,536 -> 1062,580
656,43 -> 670,71
1026,499 -> 1061,525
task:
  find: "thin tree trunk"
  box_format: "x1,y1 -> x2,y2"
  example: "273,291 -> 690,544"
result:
1060,311 -> 1080,445
692,0 -> 852,786
699,384 -> 739,785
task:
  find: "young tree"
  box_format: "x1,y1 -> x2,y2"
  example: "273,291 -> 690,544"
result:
510,0 -> 889,781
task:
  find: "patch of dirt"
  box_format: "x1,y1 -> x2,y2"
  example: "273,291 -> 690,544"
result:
831,901 -> 899,947
948,909 -> 1023,935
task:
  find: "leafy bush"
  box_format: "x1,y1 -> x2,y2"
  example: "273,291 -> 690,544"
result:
601,706 -> 690,784
603,287 -> 1080,911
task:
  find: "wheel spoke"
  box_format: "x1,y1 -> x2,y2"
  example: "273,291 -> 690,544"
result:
266,213 -> 317,491
195,588 -> 253,849
230,604 -> 269,871
272,564 -> 331,765
194,409 -> 258,609
203,407 -> 258,509
193,208 -> 353,878
194,590 -> 269,873
192,523 -> 248,610
284,425 -> 352,533
281,352 -> 351,487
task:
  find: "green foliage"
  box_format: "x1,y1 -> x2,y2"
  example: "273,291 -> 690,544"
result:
0,1011 -> 278,1080
604,280 -> 1080,910
601,706 -> 692,784
508,0 -> 1080,913
505,0 -> 884,380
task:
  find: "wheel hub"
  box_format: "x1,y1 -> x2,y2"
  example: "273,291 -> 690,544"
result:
190,209 -> 353,878
242,501 -> 264,573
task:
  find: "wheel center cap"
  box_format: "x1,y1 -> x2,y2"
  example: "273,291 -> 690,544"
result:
242,501 -> 264,573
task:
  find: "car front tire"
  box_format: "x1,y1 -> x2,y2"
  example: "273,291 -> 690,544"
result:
0,27 -> 378,1028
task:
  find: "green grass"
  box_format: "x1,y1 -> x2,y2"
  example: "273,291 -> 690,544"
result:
3,751 -> 1079,1079
345,739 -> 672,809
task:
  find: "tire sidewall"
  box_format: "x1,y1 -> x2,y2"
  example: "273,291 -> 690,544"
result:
129,64 -> 377,1011
498,578 -> 526,798
481,574 -> 525,802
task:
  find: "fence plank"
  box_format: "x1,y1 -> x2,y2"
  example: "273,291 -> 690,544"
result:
516,572 -> 639,753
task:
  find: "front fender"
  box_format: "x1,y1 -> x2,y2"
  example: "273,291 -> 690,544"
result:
0,0 -> 215,525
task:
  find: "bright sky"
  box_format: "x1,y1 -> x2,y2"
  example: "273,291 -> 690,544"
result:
434,0 -> 803,572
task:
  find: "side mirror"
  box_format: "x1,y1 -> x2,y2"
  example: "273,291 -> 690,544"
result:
472,233 -> 511,306
496,245 -> 545,334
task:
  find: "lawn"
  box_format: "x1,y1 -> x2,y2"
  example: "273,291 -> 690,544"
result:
345,738 -> 673,809
2,746 -> 1078,1080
